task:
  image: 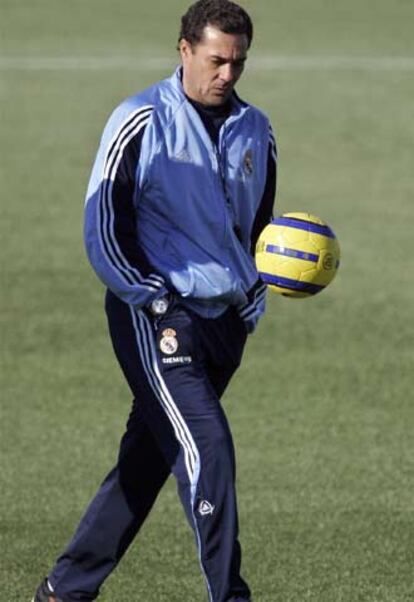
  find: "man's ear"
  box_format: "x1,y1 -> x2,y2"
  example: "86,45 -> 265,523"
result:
179,39 -> 192,61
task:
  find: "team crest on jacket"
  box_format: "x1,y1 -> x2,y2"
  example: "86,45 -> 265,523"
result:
160,330 -> 178,355
243,149 -> 254,175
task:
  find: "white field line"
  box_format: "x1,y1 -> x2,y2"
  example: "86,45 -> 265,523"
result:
1,55 -> 414,72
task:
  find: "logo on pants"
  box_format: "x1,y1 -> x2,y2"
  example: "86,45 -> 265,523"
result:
160,329 -> 179,355
198,500 -> 215,516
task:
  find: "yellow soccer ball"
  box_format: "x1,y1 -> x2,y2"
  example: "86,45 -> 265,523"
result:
255,212 -> 341,298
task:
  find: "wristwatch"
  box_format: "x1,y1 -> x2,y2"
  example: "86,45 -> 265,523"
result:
149,295 -> 170,316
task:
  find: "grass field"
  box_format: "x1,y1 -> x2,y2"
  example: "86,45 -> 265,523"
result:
1,1 -> 414,600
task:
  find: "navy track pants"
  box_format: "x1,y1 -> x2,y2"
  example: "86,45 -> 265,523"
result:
49,290 -> 251,602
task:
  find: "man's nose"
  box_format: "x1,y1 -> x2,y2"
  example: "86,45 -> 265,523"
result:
219,63 -> 235,83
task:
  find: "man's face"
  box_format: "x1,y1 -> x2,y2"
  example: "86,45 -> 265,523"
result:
180,25 -> 249,107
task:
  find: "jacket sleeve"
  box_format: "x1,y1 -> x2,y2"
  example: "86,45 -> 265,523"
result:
250,124 -> 277,255
238,124 -> 278,333
84,104 -> 168,307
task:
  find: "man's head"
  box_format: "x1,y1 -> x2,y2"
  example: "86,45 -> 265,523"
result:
178,0 -> 253,107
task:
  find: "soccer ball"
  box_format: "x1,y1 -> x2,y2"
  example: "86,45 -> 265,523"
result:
255,212 -> 340,298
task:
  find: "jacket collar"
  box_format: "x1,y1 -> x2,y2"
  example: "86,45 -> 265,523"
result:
170,67 -> 250,119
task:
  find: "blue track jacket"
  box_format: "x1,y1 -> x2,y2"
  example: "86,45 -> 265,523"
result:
84,68 -> 277,329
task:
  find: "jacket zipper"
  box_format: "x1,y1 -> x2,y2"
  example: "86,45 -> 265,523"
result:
215,124 -> 234,244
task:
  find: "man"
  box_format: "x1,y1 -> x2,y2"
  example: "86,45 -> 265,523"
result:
33,1 -> 277,600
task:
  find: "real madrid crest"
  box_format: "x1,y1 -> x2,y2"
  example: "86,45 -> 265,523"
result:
243,149 -> 254,175
159,328 -> 178,355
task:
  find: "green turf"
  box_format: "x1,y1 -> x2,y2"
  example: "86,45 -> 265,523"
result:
1,1 -> 414,600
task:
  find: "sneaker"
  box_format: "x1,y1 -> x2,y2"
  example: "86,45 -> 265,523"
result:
32,578 -> 65,602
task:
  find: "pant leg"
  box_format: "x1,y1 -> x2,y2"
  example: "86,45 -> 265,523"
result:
202,309 -> 250,602
126,300 -> 251,602
48,292 -> 172,601
48,400 -> 170,601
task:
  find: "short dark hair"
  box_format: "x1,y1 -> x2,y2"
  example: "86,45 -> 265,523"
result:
178,0 -> 253,49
